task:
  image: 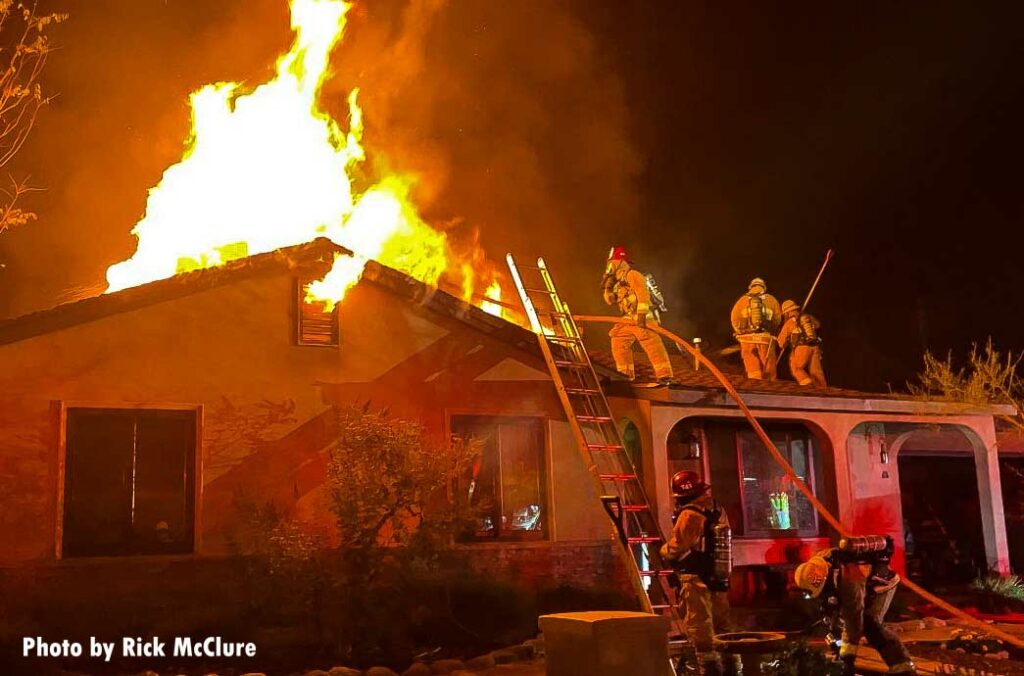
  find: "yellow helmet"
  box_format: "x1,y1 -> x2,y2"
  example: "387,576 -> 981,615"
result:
794,555 -> 830,598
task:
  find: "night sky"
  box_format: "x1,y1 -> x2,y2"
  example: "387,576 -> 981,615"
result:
0,1 -> 1020,392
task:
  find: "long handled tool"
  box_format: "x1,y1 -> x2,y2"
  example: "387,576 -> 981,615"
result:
773,248 -> 834,366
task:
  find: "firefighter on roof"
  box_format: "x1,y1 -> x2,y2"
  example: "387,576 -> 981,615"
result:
660,471 -> 734,676
730,278 -> 780,380
794,536 -> 916,675
776,299 -> 827,387
602,246 -> 675,384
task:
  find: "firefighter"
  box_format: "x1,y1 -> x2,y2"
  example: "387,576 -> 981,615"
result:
730,278 -> 780,380
660,471 -> 733,676
776,300 -> 826,387
602,246 -> 675,384
794,537 -> 916,676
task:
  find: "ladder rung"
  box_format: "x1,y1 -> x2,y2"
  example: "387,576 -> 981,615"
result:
564,387 -> 601,396
554,360 -> 588,369
545,335 -> 581,344
576,415 -> 613,423
587,443 -> 624,452
600,473 -> 638,482
638,569 -> 675,577
651,604 -> 673,611
627,536 -> 662,544
523,287 -> 554,295
621,504 -> 650,512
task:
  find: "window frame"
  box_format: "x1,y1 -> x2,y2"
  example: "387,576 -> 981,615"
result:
294,277 -> 340,347
447,412 -> 550,543
734,427 -> 820,538
54,401 -> 204,561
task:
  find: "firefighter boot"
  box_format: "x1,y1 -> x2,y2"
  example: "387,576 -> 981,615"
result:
697,654 -> 724,676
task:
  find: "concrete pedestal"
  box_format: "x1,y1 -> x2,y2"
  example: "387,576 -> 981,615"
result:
538,611 -> 671,676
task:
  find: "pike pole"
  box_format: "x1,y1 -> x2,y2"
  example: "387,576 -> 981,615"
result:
801,248 -> 834,312
773,248 -> 834,364
572,312 -> 1024,650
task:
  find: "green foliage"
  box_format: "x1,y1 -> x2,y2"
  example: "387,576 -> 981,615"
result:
971,574 -> 1024,601
762,640 -> 844,676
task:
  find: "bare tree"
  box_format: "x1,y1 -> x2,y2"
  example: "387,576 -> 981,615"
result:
0,1 -> 66,235
908,338 -> 1024,434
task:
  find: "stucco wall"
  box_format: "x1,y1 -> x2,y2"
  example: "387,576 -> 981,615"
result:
0,270 -> 604,563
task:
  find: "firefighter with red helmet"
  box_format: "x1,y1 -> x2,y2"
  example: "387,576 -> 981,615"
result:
602,246 -> 675,384
661,471 -> 734,676
730,278 -> 781,380
776,299 -> 827,387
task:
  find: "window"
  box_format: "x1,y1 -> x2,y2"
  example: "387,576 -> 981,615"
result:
295,277 -> 339,347
451,416 -> 546,541
737,428 -> 818,536
62,408 -> 197,557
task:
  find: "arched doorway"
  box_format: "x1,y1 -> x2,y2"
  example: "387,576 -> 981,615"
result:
897,429 -> 987,586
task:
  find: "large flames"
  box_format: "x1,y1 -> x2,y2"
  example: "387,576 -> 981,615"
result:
105,0 -> 508,317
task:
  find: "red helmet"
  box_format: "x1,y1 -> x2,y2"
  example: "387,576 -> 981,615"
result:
607,246 -> 630,263
671,470 -> 709,499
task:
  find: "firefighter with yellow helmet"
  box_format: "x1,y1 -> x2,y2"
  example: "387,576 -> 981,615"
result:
602,246 -> 675,384
794,536 -> 916,675
660,471 -> 734,676
730,278 -> 781,380
776,299 -> 826,387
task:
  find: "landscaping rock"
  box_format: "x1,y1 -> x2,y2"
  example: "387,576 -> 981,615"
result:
401,664 -> 431,676
365,668 -> 399,676
464,654 -> 496,671
897,619 -> 925,631
489,649 -> 518,664
522,638 -> 543,655
430,660 -> 466,674
922,616 -> 947,628
510,643 -> 534,660
329,669 -> 362,676
306,670 -> 331,676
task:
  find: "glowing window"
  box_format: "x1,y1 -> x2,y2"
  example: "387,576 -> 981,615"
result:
451,415 -> 547,541
295,277 -> 339,347
737,429 -> 819,537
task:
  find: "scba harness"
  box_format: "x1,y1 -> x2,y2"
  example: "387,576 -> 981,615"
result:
671,501 -> 732,592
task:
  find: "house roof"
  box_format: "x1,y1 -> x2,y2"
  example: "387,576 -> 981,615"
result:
0,238 -> 541,356
0,240 -> 1011,418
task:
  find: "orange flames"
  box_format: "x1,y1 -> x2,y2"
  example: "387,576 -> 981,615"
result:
105,0 -> 510,319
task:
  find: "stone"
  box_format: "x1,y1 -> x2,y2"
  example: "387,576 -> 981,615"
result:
510,644 -> 535,660
897,619 -> 925,631
539,610 -> 671,676
329,669 -> 363,676
365,668 -> 399,676
306,671 -> 331,676
489,649 -> 518,664
430,660 -> 466,674
401,664 -> 431,676
922,616 -> 947,628
464,654 -> 496,671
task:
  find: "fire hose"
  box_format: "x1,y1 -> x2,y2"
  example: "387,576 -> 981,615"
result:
572,314 -> 1024,650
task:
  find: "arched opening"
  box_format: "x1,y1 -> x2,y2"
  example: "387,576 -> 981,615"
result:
622,419 -> 643,481
665,416 -> 838,606
896,428 -> 986,586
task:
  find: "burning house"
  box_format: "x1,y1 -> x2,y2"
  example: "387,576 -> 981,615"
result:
0,237 -> 1016,636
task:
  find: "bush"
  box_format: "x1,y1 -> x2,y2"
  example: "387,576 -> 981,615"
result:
970,574 -> 1024,614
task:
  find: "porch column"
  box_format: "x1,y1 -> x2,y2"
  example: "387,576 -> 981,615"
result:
971,419 -> 1011,575
650,407 -> 679,536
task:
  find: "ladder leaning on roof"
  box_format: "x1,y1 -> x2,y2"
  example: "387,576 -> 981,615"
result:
505,254 -> 682,654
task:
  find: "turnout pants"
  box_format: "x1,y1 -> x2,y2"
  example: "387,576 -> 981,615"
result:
609,320 -> 673,380
677,574 -> 733,670
738,339 -> 777,380
839,580 -> 913,673
789,345 -> 826,387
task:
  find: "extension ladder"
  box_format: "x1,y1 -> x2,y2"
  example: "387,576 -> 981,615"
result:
506,255 -> 682,642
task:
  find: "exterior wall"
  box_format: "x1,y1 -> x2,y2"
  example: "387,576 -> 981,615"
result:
635,399 -> 1009,574
0,271 -> 608,566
